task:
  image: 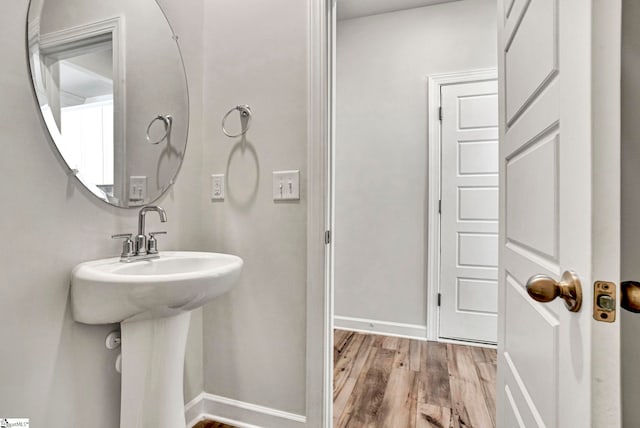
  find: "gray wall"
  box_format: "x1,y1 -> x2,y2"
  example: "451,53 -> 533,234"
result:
334,0 -> 497,327
0,0 -> 204,425
621,0 -> 640,424
199,0 -> 309,415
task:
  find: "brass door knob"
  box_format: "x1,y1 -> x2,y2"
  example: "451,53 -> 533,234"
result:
526,270 -> 582,312
622,281 -> 640,313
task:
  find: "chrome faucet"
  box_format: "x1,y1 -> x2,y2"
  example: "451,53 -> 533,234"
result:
135,206 -> 167,255
112,206 -> 168,262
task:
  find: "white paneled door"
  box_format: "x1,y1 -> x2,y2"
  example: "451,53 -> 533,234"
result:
439,79 -> 499,344
497,0 -> 621,427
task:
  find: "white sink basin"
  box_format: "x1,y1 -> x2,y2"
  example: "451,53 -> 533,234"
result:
71,251 -> 243,324
70,251 -> 242,428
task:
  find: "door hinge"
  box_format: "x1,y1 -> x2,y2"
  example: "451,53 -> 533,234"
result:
437,293 -> 442,307
438,199 -> 441,214
438,106 -> 443,121
324,230 -> 331,245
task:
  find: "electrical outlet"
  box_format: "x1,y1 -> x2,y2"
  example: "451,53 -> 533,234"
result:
129,176 -> 147,202
211,174 -> 225,201
272,170 -> 300,201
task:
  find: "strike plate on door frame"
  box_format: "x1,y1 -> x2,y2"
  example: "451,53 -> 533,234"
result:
593,281 -> 616,323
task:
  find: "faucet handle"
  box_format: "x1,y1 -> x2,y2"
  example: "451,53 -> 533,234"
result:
112,233 -> 132,239
112,233 -> 135,258
147,231 -> 167,255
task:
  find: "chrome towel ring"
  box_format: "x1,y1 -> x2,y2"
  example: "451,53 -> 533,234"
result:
222,105 -> 252,138
146,115 -> 173,145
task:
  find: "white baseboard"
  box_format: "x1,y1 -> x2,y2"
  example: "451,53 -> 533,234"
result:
185,394 -> 204,427
334,315 -> 428,341
185,392 -> 306,428
438,336 -> 497,349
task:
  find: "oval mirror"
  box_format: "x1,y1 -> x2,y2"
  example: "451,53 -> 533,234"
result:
26,0 -> 189,207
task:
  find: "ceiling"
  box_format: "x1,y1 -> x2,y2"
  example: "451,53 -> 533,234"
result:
59,61 -> 113,107
59,50 -> 113,108
337,0 -> 462,21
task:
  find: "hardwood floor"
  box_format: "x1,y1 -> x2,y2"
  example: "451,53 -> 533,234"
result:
334,330 -> 496,428
193,421 -> 236,428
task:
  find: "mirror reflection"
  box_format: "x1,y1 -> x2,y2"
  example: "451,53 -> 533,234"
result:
43,36 -> 115,196
27,0 -> 189,207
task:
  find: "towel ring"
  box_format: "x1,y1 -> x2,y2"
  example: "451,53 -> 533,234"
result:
146,115 -> 173,145
222,105 -> 252,138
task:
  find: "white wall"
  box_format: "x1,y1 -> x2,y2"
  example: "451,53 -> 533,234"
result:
0,0 -> 204,425
334,0 -> 497,329
621,0 -> 640,424
199,0 -> 309,417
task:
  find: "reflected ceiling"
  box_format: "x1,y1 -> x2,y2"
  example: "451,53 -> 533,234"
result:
337,0 -> 462,21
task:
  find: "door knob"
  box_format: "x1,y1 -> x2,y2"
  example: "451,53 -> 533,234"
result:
526,270 -> 582,312
622,281 -> 640,313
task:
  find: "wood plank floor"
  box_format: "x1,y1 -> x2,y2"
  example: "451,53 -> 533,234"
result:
334,330 -> 497,428
193,421 -> 235,428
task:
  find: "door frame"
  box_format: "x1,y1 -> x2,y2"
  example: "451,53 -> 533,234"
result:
426,68 -> 498,343
308,1 -> 623,427
306,0 -> 334,427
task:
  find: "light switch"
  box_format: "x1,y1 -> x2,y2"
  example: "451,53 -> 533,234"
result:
129,176 -> 147,202
273,170 -> 300,201
211,174 -> 225,201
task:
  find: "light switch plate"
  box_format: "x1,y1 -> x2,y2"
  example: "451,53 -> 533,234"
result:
129,176 -> 147,202
272,170 -> 300,201
211,174 -> 225,201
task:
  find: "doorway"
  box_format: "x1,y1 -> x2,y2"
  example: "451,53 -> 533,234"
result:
307,0 -> 624,427
331,0 -> 499,426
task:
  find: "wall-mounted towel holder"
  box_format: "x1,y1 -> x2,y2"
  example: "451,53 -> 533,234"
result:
222,105 -> 252,138
146,115 -> 173,145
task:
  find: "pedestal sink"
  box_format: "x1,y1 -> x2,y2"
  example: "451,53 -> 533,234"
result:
71,251 -> 243,428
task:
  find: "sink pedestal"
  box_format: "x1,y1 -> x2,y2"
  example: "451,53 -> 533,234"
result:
120,312 -> 191,428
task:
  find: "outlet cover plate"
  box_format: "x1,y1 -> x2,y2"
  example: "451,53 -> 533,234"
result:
211,174 -> 225,201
